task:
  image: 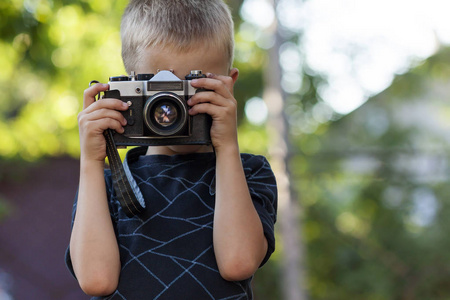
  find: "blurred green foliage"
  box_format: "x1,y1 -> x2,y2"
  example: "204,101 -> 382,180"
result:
0,0 -> 130,160
297,47 -> 450,299
0,0 -> 267,161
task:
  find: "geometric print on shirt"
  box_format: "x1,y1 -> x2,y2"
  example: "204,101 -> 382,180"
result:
66,147 -> 277,300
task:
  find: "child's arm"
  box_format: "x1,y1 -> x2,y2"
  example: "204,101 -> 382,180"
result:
69,83 -> 128,296
189,72 -> 268,281
214,144 -> 268,281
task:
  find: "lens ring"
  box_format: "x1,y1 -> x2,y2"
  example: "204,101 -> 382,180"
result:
143,92 -> 187,136
153,102 -> 178,127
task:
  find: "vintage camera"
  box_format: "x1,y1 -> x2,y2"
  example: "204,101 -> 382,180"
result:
103,70 -> 212,147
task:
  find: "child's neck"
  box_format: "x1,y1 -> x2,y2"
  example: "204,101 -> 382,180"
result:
145,145 -> 213,156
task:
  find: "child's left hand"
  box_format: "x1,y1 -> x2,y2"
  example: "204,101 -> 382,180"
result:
188,71 -> 239,152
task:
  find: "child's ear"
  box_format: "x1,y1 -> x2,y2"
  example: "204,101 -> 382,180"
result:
229,68 -> 239,84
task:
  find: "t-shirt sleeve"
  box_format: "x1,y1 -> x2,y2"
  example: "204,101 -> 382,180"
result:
65,170 -> 118,279
243,155 -> 278,267
65,190 -> 79,279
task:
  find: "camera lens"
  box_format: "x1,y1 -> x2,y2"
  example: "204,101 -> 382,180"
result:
143,92 -> 188,136
153,103 -> 178,127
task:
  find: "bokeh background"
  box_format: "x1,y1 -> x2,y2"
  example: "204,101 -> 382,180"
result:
1,0 -> 450,299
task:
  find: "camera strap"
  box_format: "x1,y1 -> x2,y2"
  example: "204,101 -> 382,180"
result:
104,129 -> 146,217
90,80 -> 145,217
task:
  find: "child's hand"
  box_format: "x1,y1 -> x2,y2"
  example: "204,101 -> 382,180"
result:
78,83 -> 129,162
188,72 -> 239,152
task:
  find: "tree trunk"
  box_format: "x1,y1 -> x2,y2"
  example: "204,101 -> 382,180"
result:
263,1 -> 307,299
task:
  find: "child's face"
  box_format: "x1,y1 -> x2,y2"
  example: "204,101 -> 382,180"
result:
135,44 -> 235,155
136,44 -> 231,79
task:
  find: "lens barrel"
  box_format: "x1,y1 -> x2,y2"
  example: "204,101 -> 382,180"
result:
143,92 -> 188,136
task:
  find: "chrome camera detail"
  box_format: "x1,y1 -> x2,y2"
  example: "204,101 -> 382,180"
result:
102,70 -> 212,147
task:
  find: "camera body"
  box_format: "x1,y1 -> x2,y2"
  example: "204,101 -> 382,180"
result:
103,70 -> 212,147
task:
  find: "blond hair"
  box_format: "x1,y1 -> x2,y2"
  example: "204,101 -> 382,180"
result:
121,0 -> 234,73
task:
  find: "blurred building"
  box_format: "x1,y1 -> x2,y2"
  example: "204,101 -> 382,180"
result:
0,157 -> 87,300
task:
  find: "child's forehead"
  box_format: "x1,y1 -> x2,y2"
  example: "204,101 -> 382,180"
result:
145,42 -> 227,60
138,44 -> 230,76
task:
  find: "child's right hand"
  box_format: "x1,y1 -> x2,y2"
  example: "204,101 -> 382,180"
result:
78,83 -> 129,162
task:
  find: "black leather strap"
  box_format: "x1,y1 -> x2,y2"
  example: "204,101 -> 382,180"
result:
104,129 -> 145,217
90,80 -> 144,217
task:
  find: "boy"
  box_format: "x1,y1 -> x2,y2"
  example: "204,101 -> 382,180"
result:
66,0 -> 277,299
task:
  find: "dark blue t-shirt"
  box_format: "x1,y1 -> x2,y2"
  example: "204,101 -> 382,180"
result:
66,148 -> 277,299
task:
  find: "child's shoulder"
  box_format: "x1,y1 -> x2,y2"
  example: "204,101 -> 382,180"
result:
240,153 -> 272,168
240,153 -> 275,180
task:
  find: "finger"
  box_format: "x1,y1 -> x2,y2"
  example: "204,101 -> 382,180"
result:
206,73 -> 235,92
84,118 -> 125,134
190,77 -> 233,98
101,118 -> 126,134
188,91 -> 225,107
84,98 -> 129,115
189,102 -> 235,120
83,108 -> 128,126
188,102 -> 213,116
83,83 -> 110,109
